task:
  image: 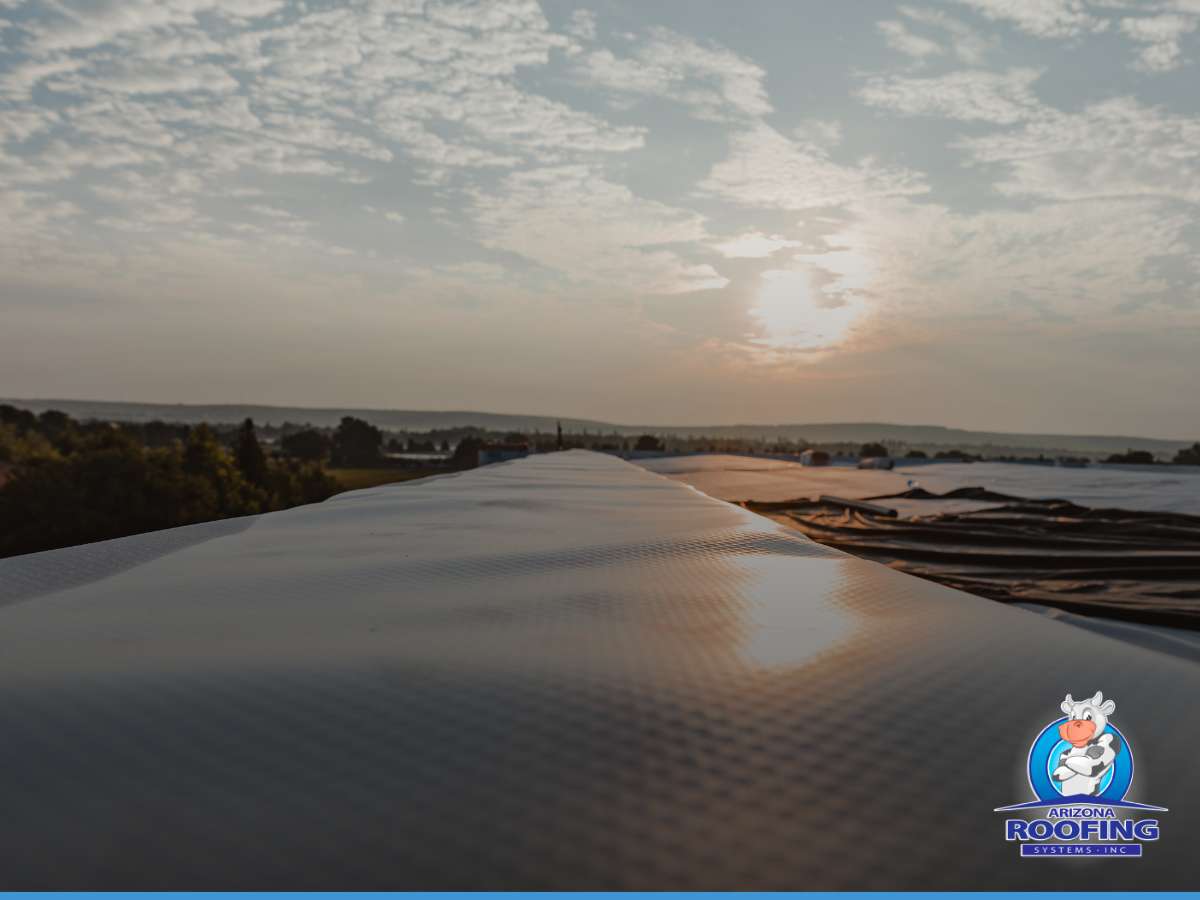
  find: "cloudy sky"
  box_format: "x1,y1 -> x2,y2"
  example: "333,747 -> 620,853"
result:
2,0 -> 1199,435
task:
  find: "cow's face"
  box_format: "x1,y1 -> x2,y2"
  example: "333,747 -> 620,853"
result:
1058,692 -> 1115,747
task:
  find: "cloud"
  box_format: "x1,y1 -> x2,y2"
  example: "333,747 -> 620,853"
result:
572,26 -> 771,120
23,0 -> 281,53
760,193 -> 1198,365
1120,14 -> 1199,71
950,0 -> 1106,38
566,9 -> 597,41
227,1 -> 635,181
957,96 -> 1200,202
0,0 -> 708,294
858,68 -> 1045,124
898,6 -> 993,64
793,119 -> 844,146
0,56 -> 86,100
877,20 -> 945,59
52,62 -> 241,96
363,204 -> 405,225
0,107 -> 58,143
469,165 -> 727,294
714,232 -> 803,259
1,0 -> 633,194
834,83 -> 1200,337
439,260 -> 506,279
0,189 -> 83,268
699,123 -> 927,211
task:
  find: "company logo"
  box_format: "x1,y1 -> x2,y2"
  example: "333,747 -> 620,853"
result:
995,691 -> 1167,858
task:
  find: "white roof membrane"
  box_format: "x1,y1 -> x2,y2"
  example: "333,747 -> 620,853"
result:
0,450 -> 1195,888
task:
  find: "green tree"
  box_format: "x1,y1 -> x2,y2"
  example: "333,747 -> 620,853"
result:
860,442 -> 888,459
37,409 -> 73,442
634,434 -> 662,452
0,434 -> 156,556
281,428 -> 331,461
1172,443 -> 1200,465
184,424 -> 265,513
0,404 -> 37,431
1105,449 -> 1155,464
0,420 -> 342,559
0,430 -> 244,558
235,418 -> 269,486
0,423 -> 58,465
263,457 -> 339,508
331,416 -> 383,466
141,420 -> 190,448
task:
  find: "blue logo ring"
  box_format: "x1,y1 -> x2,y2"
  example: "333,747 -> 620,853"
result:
1027,717 -> 1133,802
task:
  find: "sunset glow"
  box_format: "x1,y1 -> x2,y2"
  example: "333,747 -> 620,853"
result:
750,270 -> 865,352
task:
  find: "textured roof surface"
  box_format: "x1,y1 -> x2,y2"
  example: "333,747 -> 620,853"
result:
0,450 -> 1196,889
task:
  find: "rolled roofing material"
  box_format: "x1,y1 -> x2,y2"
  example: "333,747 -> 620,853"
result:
0,450 -> 1196,889
816,494 -> 898,517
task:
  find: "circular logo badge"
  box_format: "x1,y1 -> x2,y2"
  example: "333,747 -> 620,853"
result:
1027,717 -> 1133,802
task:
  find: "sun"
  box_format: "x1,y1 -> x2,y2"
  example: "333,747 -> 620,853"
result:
749,268 -> 863,351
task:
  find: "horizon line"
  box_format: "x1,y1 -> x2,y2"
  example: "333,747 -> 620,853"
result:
2,395 -> 1195,444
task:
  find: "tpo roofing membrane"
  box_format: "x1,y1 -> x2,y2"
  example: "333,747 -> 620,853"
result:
0,450 -> 1195,889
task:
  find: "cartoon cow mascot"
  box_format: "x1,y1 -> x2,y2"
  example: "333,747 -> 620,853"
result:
1053,692 -> 1120,797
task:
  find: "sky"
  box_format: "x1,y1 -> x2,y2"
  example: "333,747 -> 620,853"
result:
2,0 -> 1199,436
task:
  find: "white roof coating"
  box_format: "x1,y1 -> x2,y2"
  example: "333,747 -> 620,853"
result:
640,453 -> 1200,515
0,450 -> 1196,888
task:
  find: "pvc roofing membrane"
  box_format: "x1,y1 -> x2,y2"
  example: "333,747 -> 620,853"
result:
0,450 -> 1196,889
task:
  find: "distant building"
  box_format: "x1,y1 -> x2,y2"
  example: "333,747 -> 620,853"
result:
478,442 -> 529,466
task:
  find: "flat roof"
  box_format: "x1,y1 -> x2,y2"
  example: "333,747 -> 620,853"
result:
0,451 -> 1196,888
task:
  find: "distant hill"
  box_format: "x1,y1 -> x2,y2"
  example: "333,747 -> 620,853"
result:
0,398 -> 613,435
615,422 -> 1194,456
2,398 -> 1192,456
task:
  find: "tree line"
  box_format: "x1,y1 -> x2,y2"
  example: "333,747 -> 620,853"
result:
0,406 -> 515,558
0,407 -> 349,558
1105,445 -> 1200,465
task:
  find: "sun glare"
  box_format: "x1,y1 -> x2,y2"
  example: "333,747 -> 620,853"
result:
749,268 -> 864,351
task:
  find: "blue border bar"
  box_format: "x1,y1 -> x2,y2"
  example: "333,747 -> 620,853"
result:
2,893 -> 1196,898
